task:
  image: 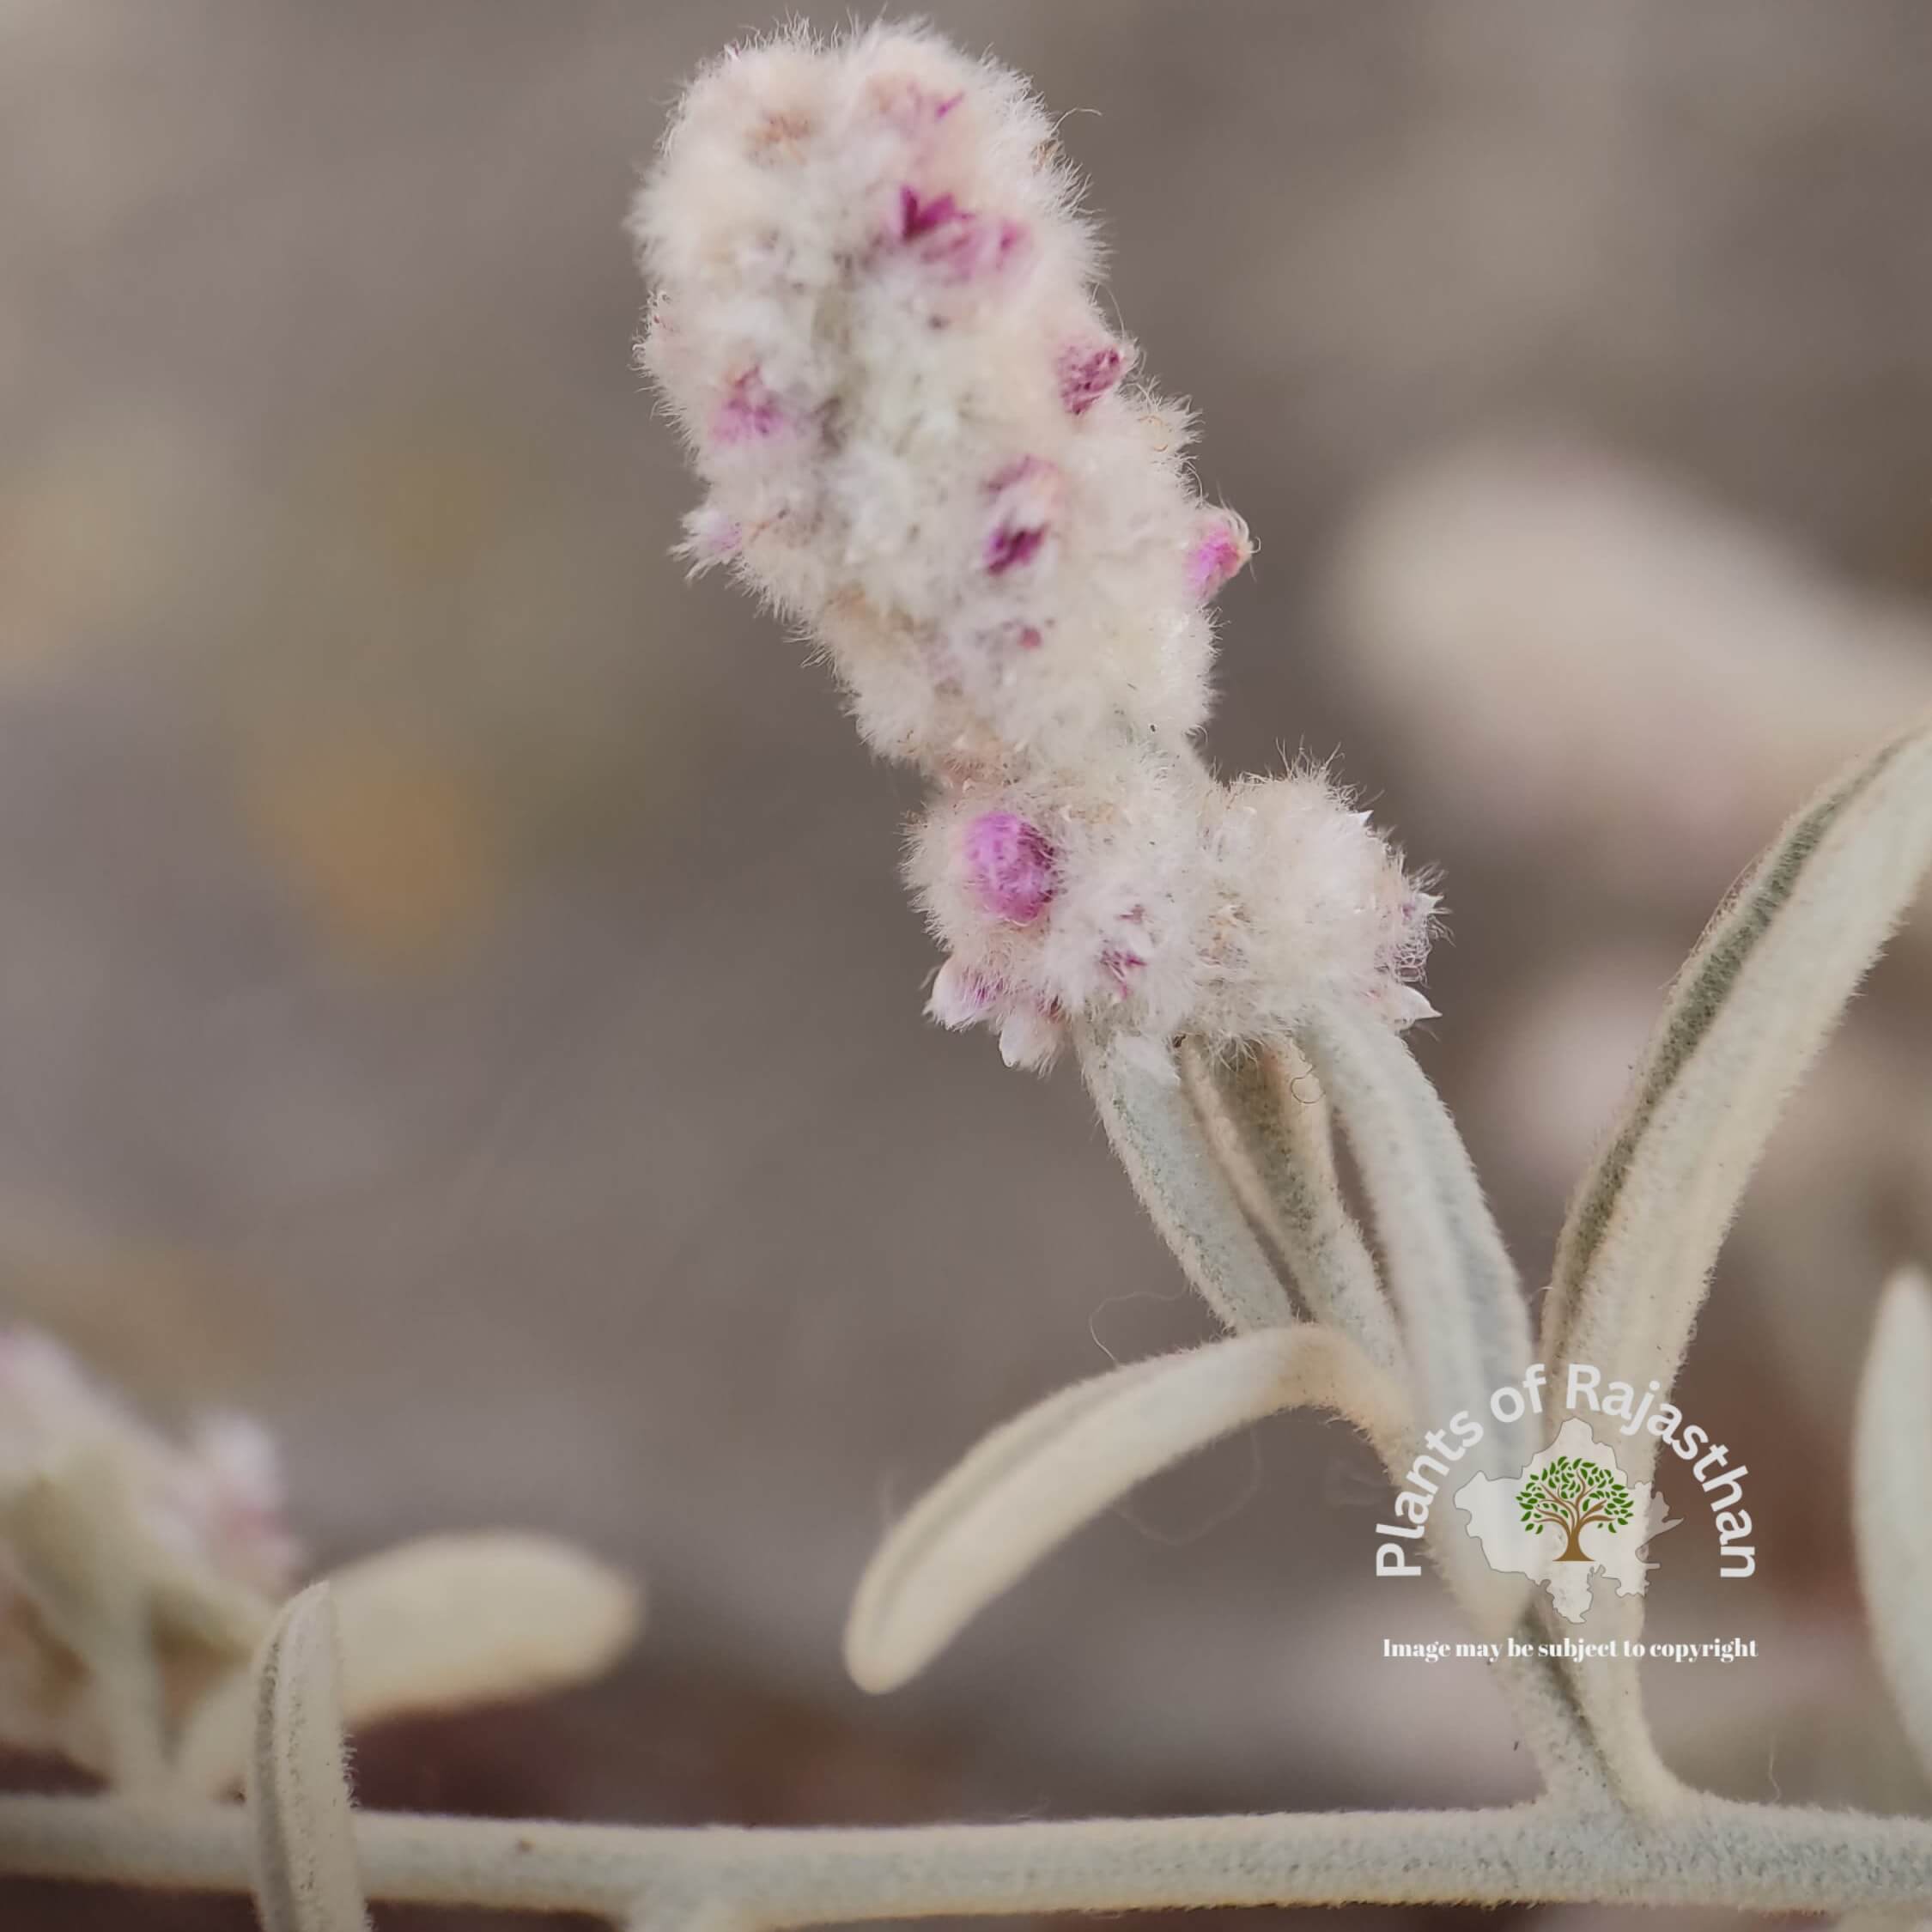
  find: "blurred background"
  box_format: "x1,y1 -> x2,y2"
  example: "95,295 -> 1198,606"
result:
5,1 -> 1932,1925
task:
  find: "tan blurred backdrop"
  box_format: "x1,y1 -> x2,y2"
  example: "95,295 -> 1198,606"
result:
5,3 -> 1932,1927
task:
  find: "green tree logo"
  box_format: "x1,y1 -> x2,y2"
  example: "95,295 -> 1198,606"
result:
1516,1454 -> 1635,1563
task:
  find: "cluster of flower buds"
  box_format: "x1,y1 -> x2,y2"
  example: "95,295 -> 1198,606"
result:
637,25 -> 1433,1069
0,1328 -> 299,1771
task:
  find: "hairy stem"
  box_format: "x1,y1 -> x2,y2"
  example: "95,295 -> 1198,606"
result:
6,1795 -> 1932,1920
1488,1619 -> 1620,1811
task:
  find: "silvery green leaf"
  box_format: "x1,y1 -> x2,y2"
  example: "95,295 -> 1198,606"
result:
1856,1270 -> 1932,1784
1297,1006 -> 1533,1480
845,1327 -> 1406,1693
1077,1027 -> 1297,1333
175,1533 -> 641,1795
1295,1007 -> 1534,1634
1176,1038 -> 1404,1374
1546,724 -> 1932,1481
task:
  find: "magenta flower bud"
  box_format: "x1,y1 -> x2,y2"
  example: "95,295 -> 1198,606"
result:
896,188 -> 1028,280
923,212 -> 1029,282
710,368 -> 788,445
1186,511 -> 1250,598
899,185 -> 963,240
983,458 -> 1060,574
986,523 -> 1044,574
1056,340 -> 1129,416
963,811 -> 1057,923
1101,946 -> 1147,995
974,217 -> 1030,278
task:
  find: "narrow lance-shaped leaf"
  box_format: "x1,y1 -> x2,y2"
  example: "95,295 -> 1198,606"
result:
1296,1007 -> 1534,1635
1548,742 -> 1894,1340
174,1533 -> 641,1795
1546,723 -> 1932,1484
246,1582 -> 371,1932
1297,1006 -> 1534,1479
1078,1027 -> 1297,1332
845,1326 -> 1408,1693
1518,732 -> 1932,1800
1855,1269 -> 1932,1785
1176,1039 -> 1406,1376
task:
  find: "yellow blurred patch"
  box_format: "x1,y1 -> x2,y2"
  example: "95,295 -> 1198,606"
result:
243,730 -> 501,971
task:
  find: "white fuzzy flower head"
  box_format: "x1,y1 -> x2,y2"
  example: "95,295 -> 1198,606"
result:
0,1329 -> 299,1773
637,24 -> 1433,1067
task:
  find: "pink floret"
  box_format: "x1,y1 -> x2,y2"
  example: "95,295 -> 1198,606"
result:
986,524 -> 1047,574
931,215 -> 1028,282
711,370 -> 787,445
1101,945 -> 1147,995
1057,342 -> 1127,416
900,185 -> 963,240
963,812 -> 1057,924
1187,521 -> 1248,598
896,188 -> 1028,283
983,458 -> 1060,574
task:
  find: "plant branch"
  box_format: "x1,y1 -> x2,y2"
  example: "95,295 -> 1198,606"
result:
7,1795 -> 1932,1919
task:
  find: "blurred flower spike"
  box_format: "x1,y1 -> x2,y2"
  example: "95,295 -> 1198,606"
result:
0,1328 -> 638,1794
0,1328 -> 299,1779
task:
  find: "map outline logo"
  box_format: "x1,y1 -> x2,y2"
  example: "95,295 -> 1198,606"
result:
1453,1417 -> 1678,1624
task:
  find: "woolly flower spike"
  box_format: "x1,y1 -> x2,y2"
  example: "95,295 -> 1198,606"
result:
0,1329 -> 299,1776
635,23 -> 1221,762
638,26 -> 1433,1067
912,758 -> 1434,1068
